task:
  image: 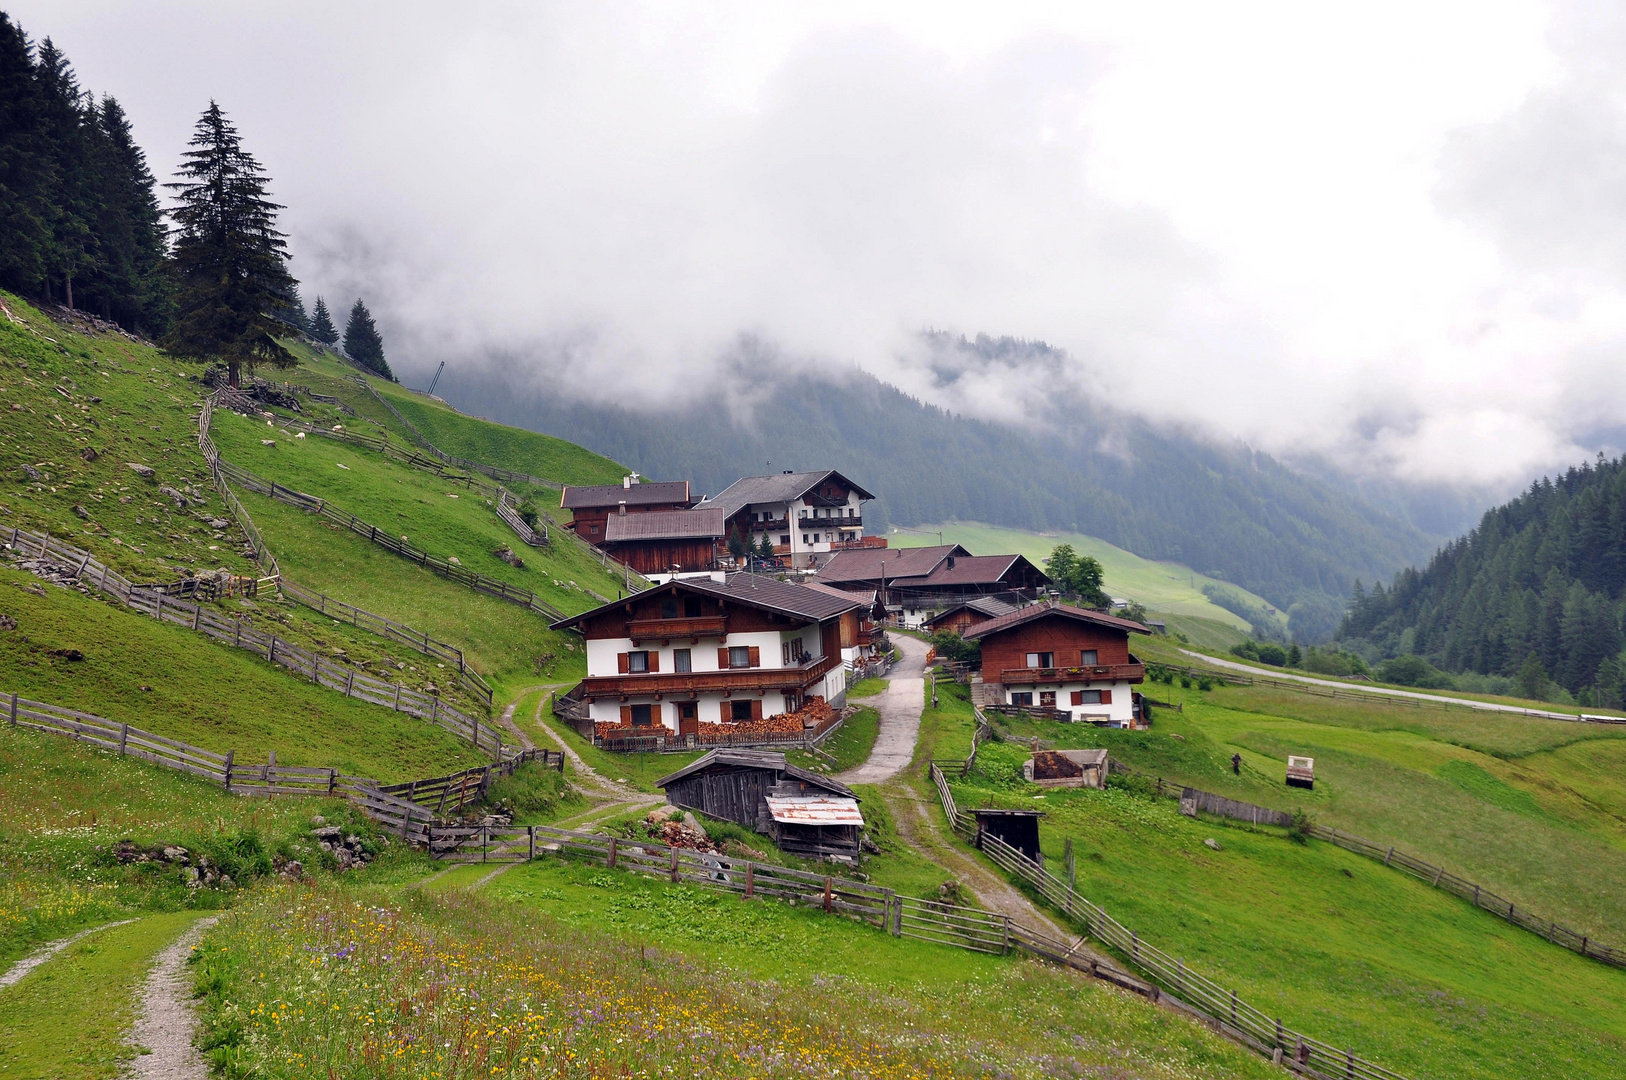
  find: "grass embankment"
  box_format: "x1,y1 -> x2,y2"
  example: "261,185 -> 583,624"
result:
0,293 -> 256,583
0,910 -> 205,1080
192,875 -> 1280,1080
953,746 -> 1626,1080
891,520 -> 1277,632
787,705 -> 879,775
0,565 -> 488,781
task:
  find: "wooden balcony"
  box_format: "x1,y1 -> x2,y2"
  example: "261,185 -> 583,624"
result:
580,653 -> 840,699
627,616 -> 728,643
999,661 -> 1146,686
797,516 -> 861,530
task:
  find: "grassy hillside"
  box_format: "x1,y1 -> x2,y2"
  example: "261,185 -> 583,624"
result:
953,748 -> 1626,1080
0,565 -> 487,780
891,520 -> 1283,632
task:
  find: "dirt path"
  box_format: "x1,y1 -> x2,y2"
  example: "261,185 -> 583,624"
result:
529,697 -> 663,824
0,919 -> 138,990
127,915 -> 218,1080
837,635 -> 929,785
495,698 -> 536,750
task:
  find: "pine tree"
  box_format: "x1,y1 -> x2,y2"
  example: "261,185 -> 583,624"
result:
273,281 -> 308,333
0,15 -> 52,298
162,101 -> 296,387
34,38 -> 96,310
342,298 -> 393,380
309,296 -> 338,344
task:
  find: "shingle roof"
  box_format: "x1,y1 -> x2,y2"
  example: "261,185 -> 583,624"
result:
560,480 -> 691,510
696,470 -> 875,520
603,507 -> 724,542
924,596 -> 1017,626
816,544 -> 968,584
961,600 -> 1151,640
655,748 -> 857,795
549,573 -> 859,632
892,554 -> 1047,588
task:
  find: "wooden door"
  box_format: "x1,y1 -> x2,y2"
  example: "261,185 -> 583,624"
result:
677,702 -> 699,737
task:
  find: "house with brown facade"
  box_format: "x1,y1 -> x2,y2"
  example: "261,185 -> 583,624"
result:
923,596 -> 1016,636
560,477 -> 694,544
963,601 -> 1151,728
818,545 -> 1049,627
600,507 -> 726,574
550,575 -> 860,742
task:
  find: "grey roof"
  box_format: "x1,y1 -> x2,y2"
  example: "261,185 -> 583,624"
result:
656,748 -> 857,796
924,596 -> 1017,626
603,507 -> 724,542
696,470 -> 875,520
817,544 -> 969,584
550,572 -> 859,631
560,480 -> 692,510
961,600 -> 1151,641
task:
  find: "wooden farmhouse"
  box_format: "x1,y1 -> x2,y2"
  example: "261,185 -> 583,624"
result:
694,470 -> 878,569
818,545 -> 1049,628
963,602 -> 1151,728
657,749 -> 864,860
924,596 -> 1016,636
560,477 -> 694,544
550,575 -> 861,741
600,507 -> 726,575
805,581 -> 887,672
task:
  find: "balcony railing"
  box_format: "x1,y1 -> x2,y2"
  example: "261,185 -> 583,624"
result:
750,517 -> 789,532
797,515 -> 861,530
579,653 -> 840,699
999,662 -> 1146,686
627,616 -> 728,642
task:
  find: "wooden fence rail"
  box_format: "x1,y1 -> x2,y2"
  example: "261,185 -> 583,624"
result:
0,516 -> 502,757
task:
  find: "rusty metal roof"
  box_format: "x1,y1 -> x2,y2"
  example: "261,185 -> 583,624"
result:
765,794 -> 864,826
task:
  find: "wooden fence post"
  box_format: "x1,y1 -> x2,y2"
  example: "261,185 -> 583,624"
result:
8,692 -> 16,727
669,850 -> 680,883
824,876 -> 833,913
528,826 -> 535,861
744,861 -> 753,898
118,722 -> 128,755
223,749 -> 234,790
608,836 -> 618,869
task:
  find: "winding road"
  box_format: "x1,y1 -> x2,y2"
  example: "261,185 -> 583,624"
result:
836,634 -> 929,785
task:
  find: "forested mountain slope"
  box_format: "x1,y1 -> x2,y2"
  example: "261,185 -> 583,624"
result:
1338,456 -> 1626,703
448,338 -> 1442,641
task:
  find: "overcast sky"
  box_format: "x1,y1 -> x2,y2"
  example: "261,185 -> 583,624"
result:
21,1 -> 1626,488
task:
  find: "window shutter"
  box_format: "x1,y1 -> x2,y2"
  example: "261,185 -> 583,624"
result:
1100,689 -> 1113,705
748,646 -> 761,668
617,652 -> 630,674
1071,690 -> 1083,706
751,699 -> 763,720
648,651 -> 660,672
718,648 -> 730,669
620,705 -> 632,724
782,642 -> 791,666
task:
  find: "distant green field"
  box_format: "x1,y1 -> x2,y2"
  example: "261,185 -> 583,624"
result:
891,521 -> 1282,631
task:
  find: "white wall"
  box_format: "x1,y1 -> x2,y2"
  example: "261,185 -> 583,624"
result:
586,630 -> 795,678
588,691 -> 796,730
1006,680 -> 1137,726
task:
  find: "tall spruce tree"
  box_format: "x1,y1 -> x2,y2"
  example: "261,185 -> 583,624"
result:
163,101 -> 296,387
309,295 -> 338,344
342,298 -> 392,380
0,15 -> 52,298
273,281 -> 308,333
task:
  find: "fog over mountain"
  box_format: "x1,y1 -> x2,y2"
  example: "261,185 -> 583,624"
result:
24,0 -> 1626,504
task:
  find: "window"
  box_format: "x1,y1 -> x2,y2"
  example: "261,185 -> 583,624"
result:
660,598 -> 678,619
728,646 -> 751,668
1075,689 -> 1102,705
730,699 -> 754,721
684,597 -> 703,618
781,639 -> 805,666
630,704 -> 653,727
1025,652 -> 1054,669
1010,692 -> 1034,707
779,535 -> 790,545
589,524 -> 600,535
1039,691 -> 1057,709
673,648 -> 691,673
627,650 -> 649,673
1080,650 -> 1098,666
802,534 -> 809,544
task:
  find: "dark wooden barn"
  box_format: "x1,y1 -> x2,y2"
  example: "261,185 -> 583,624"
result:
971,808 -> 1044,862
656,749 -> 864,861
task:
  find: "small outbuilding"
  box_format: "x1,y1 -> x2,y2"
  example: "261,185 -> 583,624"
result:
1285,755 -> 1315,789
656,748 -> 864,861
970,808 -> 1044,862
1023,748 -> 1109,789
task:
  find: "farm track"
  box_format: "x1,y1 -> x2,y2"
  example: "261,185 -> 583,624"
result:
836,635 -> 928,785
529,695 -> 663,826
128,915 -> 218,1080
0,919 -> 139,990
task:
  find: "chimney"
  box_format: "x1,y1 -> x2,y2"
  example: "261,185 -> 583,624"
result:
618,500 -> 627,516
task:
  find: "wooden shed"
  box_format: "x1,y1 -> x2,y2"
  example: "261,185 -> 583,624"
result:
971,808 -> 1044,862
656,749 -> 864,861
1023,748 -> 1108,789
1285,755 -> 1315,789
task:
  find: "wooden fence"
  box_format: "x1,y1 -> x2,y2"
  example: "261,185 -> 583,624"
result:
276,577 -> 492,708
3,690 -> 563,842
1180,787 -> 1293,828
1307,824 -> 1625,968
0,517 -> 501,757
978,831 -> 1409,1080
